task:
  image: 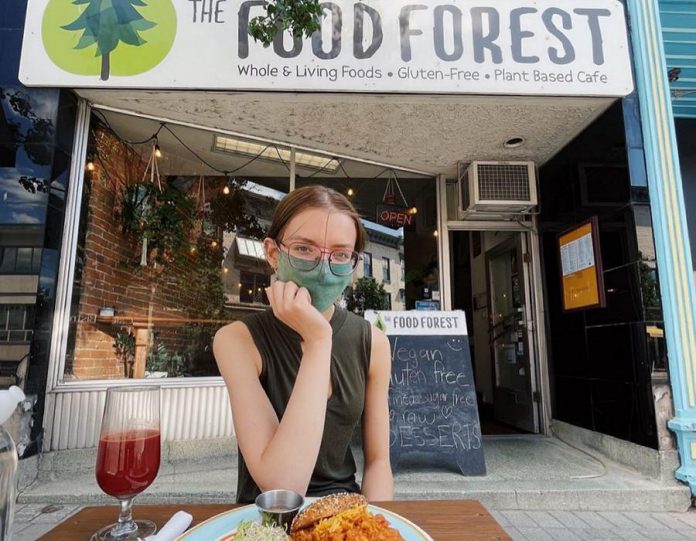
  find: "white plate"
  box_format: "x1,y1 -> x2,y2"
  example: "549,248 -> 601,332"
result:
177,502 -> 434,540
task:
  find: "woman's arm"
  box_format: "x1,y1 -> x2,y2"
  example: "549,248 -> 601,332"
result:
213,281 -> 333,495
360,325 -> 394,501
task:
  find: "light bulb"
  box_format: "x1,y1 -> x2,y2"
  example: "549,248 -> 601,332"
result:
347,188 -> 355,197
211,241 -> 218,248
223,185 -> 230,195
223,267 -> 229,274
155,144 -> 162,158
433,230 -> 439,237
86,159 -> 95,172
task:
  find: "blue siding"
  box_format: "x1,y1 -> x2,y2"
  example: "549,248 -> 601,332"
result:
660,0 -> 696,118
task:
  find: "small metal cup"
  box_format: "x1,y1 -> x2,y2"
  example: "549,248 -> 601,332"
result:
255,489 -> 304,533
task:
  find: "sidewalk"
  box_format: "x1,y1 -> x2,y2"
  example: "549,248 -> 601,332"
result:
11,504 -> 696,540
16,436 -> 691,511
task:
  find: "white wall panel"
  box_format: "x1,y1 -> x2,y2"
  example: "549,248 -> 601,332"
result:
48,384 -> 234,451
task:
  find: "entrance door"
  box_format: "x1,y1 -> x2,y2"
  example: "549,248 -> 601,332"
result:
487,237 -> 537,433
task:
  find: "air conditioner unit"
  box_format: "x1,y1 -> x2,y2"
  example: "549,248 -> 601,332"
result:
458,161 -> 538,219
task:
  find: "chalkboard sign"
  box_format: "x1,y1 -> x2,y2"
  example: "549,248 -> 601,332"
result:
365,310 -> 485,476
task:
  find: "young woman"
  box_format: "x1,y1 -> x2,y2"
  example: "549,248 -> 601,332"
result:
213,185 -> 393,504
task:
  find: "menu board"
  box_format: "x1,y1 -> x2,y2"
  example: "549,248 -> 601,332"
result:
364,310 -> 486,476
558,217 -> 605,311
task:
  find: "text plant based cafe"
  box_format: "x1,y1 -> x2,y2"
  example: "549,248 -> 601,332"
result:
16,0 -> 637,455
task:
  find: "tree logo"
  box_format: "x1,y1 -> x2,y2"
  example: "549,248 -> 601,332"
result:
42,0 -> 177,81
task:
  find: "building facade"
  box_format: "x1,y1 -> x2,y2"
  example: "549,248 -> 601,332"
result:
4,0 -> 696,497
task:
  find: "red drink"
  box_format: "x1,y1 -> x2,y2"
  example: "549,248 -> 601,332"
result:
96,429 -> 161,499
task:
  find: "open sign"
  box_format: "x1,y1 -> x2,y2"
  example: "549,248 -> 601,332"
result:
377,204 -> 415,230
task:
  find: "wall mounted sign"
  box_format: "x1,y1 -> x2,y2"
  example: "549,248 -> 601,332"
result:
20,0 -> 633,96
558,217 -> 606,311
364,310 -> 485,475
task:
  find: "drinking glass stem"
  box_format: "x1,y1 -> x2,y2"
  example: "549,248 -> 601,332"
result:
111,497 -> 137,536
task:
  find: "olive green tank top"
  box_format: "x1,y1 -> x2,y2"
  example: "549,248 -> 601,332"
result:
235,306 -> 372,504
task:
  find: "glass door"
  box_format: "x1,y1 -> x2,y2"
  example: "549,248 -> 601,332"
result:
487,236 -> 537,432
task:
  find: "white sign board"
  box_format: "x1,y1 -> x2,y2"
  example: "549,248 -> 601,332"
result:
20,0 -> 633,96
365,310 -> 468,336
560,232 -> 595,277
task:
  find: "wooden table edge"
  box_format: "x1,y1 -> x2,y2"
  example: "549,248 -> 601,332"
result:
37,499 -> 511,540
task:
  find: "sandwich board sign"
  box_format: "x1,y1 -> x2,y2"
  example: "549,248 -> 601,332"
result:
364,310 -> 485,475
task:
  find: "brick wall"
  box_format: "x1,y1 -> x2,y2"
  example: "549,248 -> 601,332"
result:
68,125 -> 227,380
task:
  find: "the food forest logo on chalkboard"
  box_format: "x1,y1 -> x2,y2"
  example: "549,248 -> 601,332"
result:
41,0 -> 177,81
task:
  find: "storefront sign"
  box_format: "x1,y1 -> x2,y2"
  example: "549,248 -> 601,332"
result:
20,0 -> 633,96
558,217 -> 606,311
364,310 -> 485,475
376,204 -> 414,229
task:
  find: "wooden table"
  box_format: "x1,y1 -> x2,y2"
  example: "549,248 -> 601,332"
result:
38,500 -> 510,540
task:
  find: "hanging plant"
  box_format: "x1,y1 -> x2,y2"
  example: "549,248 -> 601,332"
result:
249,0 -> 324,46
117,181 -> 195,267
209,178 -> 265,239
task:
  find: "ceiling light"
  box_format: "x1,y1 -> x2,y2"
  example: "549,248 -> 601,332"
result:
214,135 -> 340,172
504,137 -> 525,149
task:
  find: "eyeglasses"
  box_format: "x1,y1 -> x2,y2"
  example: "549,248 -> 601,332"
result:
276,240 -> 360,276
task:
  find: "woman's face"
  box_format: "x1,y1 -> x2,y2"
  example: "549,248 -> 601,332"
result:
264,208 -> 358,271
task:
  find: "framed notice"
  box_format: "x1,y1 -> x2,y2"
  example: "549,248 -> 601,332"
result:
557,217 -> 605,312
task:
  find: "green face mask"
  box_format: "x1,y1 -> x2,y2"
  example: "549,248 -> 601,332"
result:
276,251 -> 353,313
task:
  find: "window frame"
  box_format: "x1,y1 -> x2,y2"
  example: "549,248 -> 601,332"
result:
363,251 -> 373,277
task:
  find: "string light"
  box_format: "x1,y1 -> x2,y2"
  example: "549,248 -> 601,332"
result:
85,155 -> 95,172
223,267 -> 229,274
211,240 -> 218,248
347,188 -> 355,197
223,185 -> 230,195
190,246 -> 197,254
408,206 -> 418,215
433,229 -> 439,237
154,142 -> 162,159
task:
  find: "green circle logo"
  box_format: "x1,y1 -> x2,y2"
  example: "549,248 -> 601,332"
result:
42,0 -> 177,81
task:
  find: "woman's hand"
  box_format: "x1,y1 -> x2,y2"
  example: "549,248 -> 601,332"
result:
265,280 -> 332,344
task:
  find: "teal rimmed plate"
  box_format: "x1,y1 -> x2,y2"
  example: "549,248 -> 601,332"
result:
176,502 -> 434,540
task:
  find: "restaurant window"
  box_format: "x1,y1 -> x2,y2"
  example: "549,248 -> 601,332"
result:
62,110 -> 439,381
364,252 -> 373,277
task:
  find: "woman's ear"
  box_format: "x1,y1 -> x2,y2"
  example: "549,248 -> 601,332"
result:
263,238 -> 279,272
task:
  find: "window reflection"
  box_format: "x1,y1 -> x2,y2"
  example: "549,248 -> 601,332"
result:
0,87 -> 58,388
63,111 -> 438,381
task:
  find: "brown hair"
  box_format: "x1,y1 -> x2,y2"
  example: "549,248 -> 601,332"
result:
267,185 -> 367,252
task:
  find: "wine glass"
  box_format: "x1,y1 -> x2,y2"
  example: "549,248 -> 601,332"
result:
92,386 -> 161,541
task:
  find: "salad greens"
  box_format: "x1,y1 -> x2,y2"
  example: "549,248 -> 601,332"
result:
235,520 -> 289,540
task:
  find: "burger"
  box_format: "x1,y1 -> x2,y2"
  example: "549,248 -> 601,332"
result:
290,493 -> 404,540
